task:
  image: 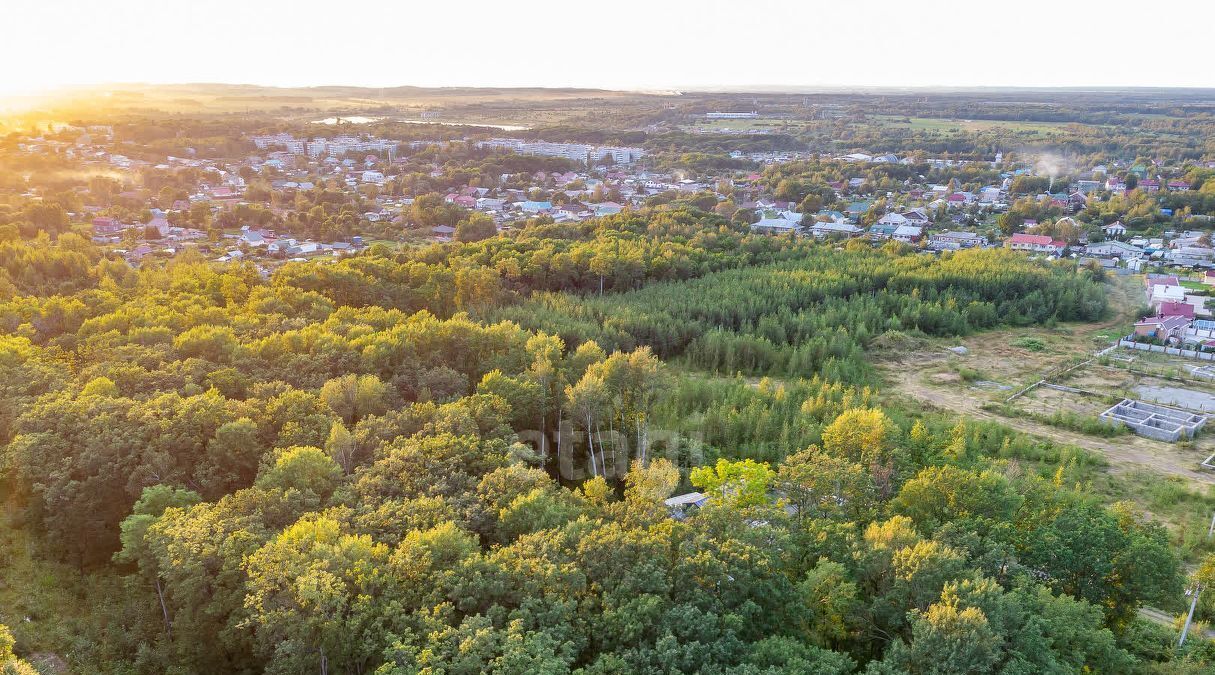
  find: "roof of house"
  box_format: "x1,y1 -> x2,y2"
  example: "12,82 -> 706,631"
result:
1008,233 -> 1058,246
933,231 -> 985,240
1136,315 -> 1191,331
1146,275 -> 1180,287
1087,240 -> 1142,253
753,217 -> 798,231
664,492 -> 709,508
1158,301 -> 1197,318
812,221 -> 861,233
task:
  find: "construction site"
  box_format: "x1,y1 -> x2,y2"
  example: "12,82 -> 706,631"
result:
1099,398 -> 1207,442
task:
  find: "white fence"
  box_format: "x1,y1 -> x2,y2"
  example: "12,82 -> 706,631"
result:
1118,339 -> 1215,361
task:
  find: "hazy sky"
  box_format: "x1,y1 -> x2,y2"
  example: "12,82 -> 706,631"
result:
5,0 -> 1212,95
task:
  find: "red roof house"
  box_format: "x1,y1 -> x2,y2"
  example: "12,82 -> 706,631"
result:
1158,301 -> 1196,319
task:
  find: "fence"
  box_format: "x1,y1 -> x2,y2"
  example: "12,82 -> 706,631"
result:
1118,339 -> 1215,362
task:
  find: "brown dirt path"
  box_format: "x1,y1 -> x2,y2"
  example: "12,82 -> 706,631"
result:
880,274 -> 1215,485
884,366 -> 1215,484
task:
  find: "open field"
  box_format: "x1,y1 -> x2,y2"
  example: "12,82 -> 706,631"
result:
2,83 -> 673,131
869,114 -> 1075,135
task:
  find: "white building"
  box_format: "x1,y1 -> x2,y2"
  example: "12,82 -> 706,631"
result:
477,138 -> 645,165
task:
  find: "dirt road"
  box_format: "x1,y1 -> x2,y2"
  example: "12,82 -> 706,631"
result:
885,365 -> 1215,485
880,274 -> 1215,484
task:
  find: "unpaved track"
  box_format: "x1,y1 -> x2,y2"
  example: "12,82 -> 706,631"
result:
883,274 -> 1215,484
1138,606 -> 1215,640
885,365 -> 1215,485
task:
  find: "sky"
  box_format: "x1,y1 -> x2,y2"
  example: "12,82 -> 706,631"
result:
3,0 -> 1213,97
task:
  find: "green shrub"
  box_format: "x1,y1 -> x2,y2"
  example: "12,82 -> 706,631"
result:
1011,336 -> 1047,352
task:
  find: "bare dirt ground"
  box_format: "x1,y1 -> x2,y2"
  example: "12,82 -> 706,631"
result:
880,275 -> 1215,484
884,364 -> 1215,484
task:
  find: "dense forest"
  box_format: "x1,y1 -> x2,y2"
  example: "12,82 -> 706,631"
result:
1,207 -> 1213,674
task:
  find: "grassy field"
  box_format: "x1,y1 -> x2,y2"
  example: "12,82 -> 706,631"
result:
869,115 -> 1073,135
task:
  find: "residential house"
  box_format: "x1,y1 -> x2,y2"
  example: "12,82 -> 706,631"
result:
1158,301 -> 1197,319
752,218 -> 800,235
876,212 -> 909,227
979,186 -> 1002,203
946,192 -> 970,207
126,244 -> 153,263
92,216 -> 122,234
240,229 -> 267,247
901,208 -> 931,226
476,197 -> 506,211
929,231 -> 986,250
1149,283 -> 1187,309
1171,246 -> 1215,267
868,223 -> 899,240
809,221 -> 862,239
519,200 -> 554,213
844,201 -> 872,221
892,225 -> 924,243
1134,315 -> 1191,341
1006,233 -> 1066,255
1067,192 -> 1088,212
1104,221 -> 1127,239
1145,274 -> 1180,291
268,238 -> 298,254
664,492 -> 709,520
556,203 -> 593,220
1084,240 -> 1143,259
209,185 -> 239,201
286,242 -> 322,257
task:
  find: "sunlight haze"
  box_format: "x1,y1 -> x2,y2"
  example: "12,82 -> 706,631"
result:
4,0 -> 1213,96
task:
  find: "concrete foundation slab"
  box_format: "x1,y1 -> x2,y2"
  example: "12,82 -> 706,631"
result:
1099,398 -> 1207,442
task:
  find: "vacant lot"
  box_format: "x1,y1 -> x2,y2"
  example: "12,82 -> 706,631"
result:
881,274 -> 1215,484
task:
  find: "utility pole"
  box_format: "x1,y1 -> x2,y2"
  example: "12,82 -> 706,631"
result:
1180,583 -> 1202,646
1207,510 -> 1215,538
